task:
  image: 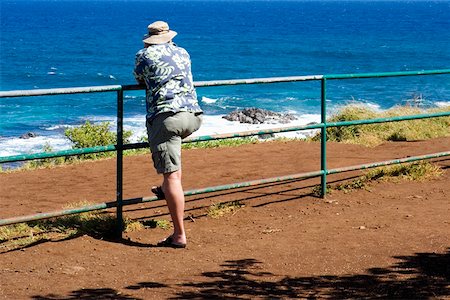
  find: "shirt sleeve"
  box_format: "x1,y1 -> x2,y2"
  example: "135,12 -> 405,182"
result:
133,49 -> 146,83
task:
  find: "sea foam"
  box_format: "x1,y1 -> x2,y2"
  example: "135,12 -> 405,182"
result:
0,113 -> 320,158
191,114 -> 320,140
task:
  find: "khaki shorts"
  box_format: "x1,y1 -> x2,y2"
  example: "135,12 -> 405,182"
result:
147,111 -> 203,174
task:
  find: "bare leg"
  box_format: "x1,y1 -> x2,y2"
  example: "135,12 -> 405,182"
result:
162,169 -> 186,245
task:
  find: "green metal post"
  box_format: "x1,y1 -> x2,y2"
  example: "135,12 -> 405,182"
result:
116,89 -> 124,237
320,78 -> 327,198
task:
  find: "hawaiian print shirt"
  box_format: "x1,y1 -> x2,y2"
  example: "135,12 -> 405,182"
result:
134,42 -> 202,121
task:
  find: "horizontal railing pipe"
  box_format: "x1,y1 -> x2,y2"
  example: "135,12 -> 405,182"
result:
327,111 -> 450,128
326,151 -> 450,174
194,75 -> 323,87
324,69 -> 450,80
2,70 -> 449,99
0,85 -> 123,98
1,151 -> 448,227
0,145 -> 117,163
0,75 -> 325,99
0,170 -> 323,226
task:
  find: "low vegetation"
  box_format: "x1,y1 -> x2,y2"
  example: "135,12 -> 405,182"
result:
3,122 -> 260,172
65,121 -> 132,159
311,105 -> 450,146
312,161 -> 443,196
141,219 -> 171,230
0,202 -> 147,253
20,121 -> 133,169
182,137 -> 258,149
207,200 -> 245,218
3,104 -> 448,172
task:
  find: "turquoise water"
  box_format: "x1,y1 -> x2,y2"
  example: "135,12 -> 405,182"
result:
1,0 -> 449,156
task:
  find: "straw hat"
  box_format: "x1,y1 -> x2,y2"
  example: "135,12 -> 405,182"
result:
143,21 -> 177,45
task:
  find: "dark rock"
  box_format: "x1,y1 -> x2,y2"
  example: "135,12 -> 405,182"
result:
259,133 -> 275,139
20,132 -> 37,139
222,108 -> 297,124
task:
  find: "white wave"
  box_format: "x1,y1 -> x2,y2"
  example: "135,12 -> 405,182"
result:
0,135 -> 72,157
44,124 -> 75,131
109,75 -> 117,80
435,101 -> 450,108
365,102 -> 382,111
47,72 -> 57,75
201,96 -> 217,104
123,115 -> 147,141
331,101 -> 382,114
191,113 -> 321,140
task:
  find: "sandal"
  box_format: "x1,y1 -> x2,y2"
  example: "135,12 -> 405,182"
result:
151,186 -> 165,199
156,236 -> 186,249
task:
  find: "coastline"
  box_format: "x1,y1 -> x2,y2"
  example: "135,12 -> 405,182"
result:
0,112 -> 321,159
2,100 -> 449,159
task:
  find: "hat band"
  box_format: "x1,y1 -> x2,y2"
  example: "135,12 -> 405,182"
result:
149,29 -> 169,36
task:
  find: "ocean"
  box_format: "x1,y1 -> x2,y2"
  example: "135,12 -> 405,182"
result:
1,0 -> 450,158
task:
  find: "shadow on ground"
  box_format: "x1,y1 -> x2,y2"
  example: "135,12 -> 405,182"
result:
33,249 -> 449,299
170,250 -> 450,299
31,288 -> 139,300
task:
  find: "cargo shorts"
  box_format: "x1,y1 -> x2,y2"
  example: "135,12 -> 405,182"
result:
146,111 -> 203,174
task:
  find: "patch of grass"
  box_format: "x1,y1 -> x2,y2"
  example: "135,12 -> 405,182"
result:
364,161 -> 443,182
135,134 -> 259,151
312,162 -> 443,196
0,202 -> 143,252
182,137 -> 259,150
207,200 -> 244,218
141,219 -> 171,230
311,105 -> 450,146
311,184 -> 333,197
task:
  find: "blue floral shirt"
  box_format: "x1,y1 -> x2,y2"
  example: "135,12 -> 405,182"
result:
134,43 -> 202,121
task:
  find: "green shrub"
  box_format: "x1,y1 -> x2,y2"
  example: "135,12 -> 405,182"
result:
65,121 -> 132,159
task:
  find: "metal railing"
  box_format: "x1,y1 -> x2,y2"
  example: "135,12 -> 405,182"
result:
1,69 -> 449,236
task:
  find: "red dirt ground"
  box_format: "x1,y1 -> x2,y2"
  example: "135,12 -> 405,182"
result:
1,138 -> 449,299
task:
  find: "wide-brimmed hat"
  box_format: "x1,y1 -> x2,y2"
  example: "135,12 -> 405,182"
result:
143,21 -> 177,45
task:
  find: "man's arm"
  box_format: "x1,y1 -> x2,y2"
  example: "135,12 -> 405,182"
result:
133,49 -> 147,85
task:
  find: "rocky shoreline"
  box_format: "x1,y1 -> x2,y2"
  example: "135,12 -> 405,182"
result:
222,108 -> 297,124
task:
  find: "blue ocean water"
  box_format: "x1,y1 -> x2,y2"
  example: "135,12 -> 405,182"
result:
1,0 -> 450,157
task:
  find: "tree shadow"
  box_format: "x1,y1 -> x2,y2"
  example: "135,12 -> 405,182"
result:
32,287 -> 140,300
171,249 -> 450,299
31,282 -> 168,299
29,250 -> 449,299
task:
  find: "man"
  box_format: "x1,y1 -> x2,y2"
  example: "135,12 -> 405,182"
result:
134,21 -> 203,248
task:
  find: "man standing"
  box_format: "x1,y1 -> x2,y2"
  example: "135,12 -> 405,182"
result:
134,21 -> 203,248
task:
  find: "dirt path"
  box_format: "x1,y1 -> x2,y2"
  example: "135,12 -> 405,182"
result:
1,138 -> 449,299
